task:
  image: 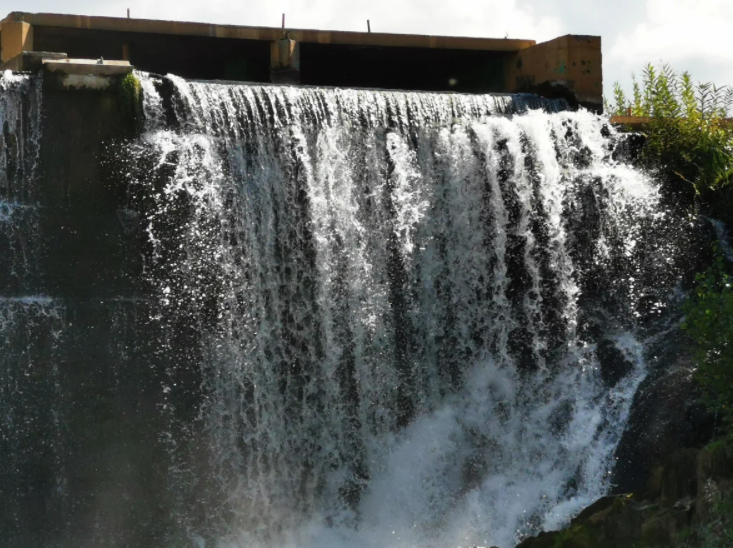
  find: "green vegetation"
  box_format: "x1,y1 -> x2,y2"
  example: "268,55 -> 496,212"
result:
697,495 -> 733,548
608,64 -> 733,217
682,246 -> 733,442
117,72 -> 142,120
550,524 -> 593,548
678,494 -> 733,548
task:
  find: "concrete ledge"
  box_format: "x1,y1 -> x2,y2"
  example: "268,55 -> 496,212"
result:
0,50 -> 66,71
41,58 -> 133,90
609,115 -> 733,131
43,58 -> 132,76
0,11 -> 602,99
609,115 -> 652,130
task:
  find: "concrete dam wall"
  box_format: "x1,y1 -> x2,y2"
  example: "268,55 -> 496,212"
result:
0,70 -> 179,546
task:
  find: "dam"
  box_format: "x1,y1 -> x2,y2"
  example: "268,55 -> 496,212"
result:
0,11 -> 711,548
1,11 -> 603,110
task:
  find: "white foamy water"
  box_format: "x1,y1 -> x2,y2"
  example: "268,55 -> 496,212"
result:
128,75 -> 687,548
0,72 -> 43,295
0,71 -> 42,198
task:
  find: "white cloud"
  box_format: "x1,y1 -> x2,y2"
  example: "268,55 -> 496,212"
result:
606,0 -> 733,95
610,0 -> 733,63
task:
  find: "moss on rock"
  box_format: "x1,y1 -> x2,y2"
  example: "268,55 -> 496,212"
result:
116,72 -> 142,121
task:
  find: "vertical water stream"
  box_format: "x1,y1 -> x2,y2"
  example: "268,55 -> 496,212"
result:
0,72 -> 70,545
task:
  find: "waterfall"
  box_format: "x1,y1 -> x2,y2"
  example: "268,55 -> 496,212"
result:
128,75 -> 690,548
0,69 -> 696,548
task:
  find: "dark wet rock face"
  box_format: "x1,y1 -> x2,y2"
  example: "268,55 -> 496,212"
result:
611,356 -> 717,496
597,338 -> 635,388
611,132 -> 646,164
517,444 -> 733,548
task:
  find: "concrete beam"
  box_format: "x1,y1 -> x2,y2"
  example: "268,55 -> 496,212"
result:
270,38 -> 300,85
609,115 -> 652,130
505,35 -> 602,111
43,58 -> 132,75
9,11 -> 535,52
1,17 -> 33,63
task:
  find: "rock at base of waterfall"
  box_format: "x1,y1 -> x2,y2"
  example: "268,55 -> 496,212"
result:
515,442 -> 733,548
611,355 -> 717,495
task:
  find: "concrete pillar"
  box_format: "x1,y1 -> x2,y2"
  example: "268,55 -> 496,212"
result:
504,35 -> 602,112
270,38 -> 300,85
1,18 -> 34,64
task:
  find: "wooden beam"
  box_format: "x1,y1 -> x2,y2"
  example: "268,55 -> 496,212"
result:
609,115 -> 652,126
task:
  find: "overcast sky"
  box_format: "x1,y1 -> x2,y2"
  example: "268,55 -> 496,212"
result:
8,0 -> 733,101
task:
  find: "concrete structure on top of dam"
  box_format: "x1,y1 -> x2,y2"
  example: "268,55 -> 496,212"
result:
0,11 -> 603,111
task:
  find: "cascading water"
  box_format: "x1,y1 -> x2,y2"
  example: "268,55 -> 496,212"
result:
125,75 -> 692,548
0,72 -> 70,543
0,72 -> 43,294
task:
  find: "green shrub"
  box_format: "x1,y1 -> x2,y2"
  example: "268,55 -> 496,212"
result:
608,64 -> 733,209
613,70 -> 733,427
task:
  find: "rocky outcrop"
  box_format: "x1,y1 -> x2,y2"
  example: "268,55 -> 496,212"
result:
516,442 -> 733,548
